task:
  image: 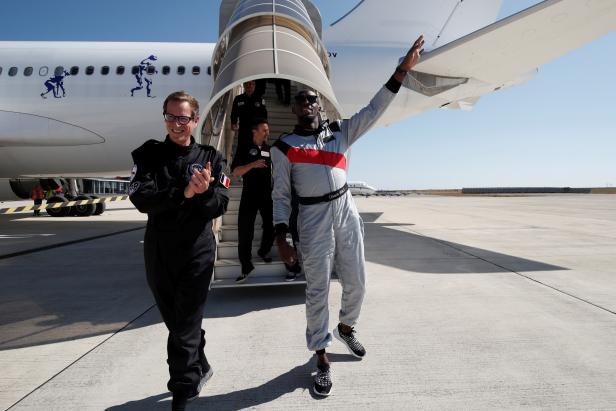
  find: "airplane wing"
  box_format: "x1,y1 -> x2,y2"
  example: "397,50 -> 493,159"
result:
415,0 -> 616,85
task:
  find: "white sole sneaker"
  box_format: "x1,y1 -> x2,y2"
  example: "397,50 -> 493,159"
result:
333,327 -> 365,359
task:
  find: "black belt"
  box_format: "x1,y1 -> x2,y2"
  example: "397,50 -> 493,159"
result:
298,184 -> 348,205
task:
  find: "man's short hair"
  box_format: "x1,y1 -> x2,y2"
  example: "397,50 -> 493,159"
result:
163,91 -> 199,117
251,117 -> 269,130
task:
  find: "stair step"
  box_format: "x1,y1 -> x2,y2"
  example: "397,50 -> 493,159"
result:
220,225 -> 262,242
211,275 -> 305,288
214,258 -> 290,279
227,199 -> 240,213
217,240 -> 278,260
222,211 -> 263,226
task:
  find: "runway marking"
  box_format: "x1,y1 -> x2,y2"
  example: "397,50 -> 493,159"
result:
0,234 -> 55,239
0,195 -> 128,214
0,227 -> 144,260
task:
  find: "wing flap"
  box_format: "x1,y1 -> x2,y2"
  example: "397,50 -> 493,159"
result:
415,0 -> 616,84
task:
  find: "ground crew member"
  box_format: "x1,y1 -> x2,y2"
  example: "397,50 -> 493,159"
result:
231,118 -> 275,282
271,36 -> 424,397
230,80 -> 268,150
31,185 -> 44,216
129,91 -> 229,411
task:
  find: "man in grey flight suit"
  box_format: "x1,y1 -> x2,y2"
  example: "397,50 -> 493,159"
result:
271,36 -> 424,396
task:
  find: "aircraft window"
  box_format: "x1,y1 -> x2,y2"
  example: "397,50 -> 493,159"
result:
85,66 -> 94,75
24,67 -> 33,76
162,65 -> 170,75
9,67 -> 18,76
116,66 -> 125,75
54,66 -> 64,76
101,66 -> 110,75
0,67 -> 3,76
192,66 -> 200,75
39,66 -> 48,76
146,65 -> 156,75
131,65 -> 139,75
177,66 -> 185,75
70,66 -> 79,75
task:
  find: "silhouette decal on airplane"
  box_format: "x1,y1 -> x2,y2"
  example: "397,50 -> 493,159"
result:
40,71 -> 71,99
131,55 -> 158,97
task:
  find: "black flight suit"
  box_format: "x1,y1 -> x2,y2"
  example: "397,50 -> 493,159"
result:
231,142 -> 275,270
128,136 -> 228,397
230,93 -> 268,150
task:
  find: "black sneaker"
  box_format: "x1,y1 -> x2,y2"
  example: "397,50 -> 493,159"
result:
285,271 -> 297,282
313,366 -> 333,397
187,365 -> 214,402
333,325 -> 366,359
236,263 -> 254,283
257,249 -> 272,263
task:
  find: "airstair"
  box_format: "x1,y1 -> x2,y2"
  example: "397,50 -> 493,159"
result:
211,81 -> 302,287
199,0 -> 343,287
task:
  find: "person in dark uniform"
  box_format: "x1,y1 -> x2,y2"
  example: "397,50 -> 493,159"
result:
230,80 -> 268,150
31,185 -> 44,216
231,118 -> 275,282
129,91 -> 229,411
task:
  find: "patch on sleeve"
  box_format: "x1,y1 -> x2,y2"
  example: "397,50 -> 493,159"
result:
189,163 -> 204,175
128,181 -> 141,195
130,164 -> 137,182
219,173 -> 230,189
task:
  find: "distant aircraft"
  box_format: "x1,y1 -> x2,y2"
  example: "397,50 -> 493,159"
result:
1,0 -> 615,203
348,182 -> 377,196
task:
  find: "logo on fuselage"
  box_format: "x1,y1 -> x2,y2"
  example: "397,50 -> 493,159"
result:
40,70 -> 71,99
131,55 -> 158,98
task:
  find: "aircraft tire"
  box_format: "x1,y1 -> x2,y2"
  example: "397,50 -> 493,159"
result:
73,195 -> 95,217
91,195 -> 106,216
46,195 -> 71,217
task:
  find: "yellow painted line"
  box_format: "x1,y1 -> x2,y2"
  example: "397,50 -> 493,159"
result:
0,195 -> 130,214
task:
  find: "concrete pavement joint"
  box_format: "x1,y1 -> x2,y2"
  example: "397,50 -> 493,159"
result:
407,228 -> 616,317
5,303 -> 157,411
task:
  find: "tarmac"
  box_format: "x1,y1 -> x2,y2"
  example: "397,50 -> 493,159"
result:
1,194 -> 615,410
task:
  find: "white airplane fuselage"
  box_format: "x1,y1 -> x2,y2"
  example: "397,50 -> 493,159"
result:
0,42 -> 214,177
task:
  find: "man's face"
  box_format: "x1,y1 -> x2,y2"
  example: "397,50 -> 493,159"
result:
244,81 -> 256,97
292,90 -> 320,122
164,100 -> 198,147
252,122 -> 270,146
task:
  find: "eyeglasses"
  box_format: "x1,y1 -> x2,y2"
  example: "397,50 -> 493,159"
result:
163,112 -> 194,125
294,94 -> 318,104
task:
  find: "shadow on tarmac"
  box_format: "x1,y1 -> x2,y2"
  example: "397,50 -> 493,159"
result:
0,211 -> 565,351
105,353 -> 358,410
360,212 -> 565,274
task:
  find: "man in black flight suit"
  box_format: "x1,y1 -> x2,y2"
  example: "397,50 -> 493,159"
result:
230,80 -> 268,150
231,118 -> 275,282
129,91 -> 229,411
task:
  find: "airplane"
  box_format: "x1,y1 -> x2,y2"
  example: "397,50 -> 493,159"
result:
1,0 -> 615,211
348,182 -> 377,196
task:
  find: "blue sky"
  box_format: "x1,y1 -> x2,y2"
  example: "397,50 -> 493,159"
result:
1,1 -> 614,189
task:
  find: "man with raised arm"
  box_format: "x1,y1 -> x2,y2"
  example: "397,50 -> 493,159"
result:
271,36 -> 424,397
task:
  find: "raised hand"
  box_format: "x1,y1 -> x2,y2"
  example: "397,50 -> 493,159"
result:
398,35 -> 425,73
